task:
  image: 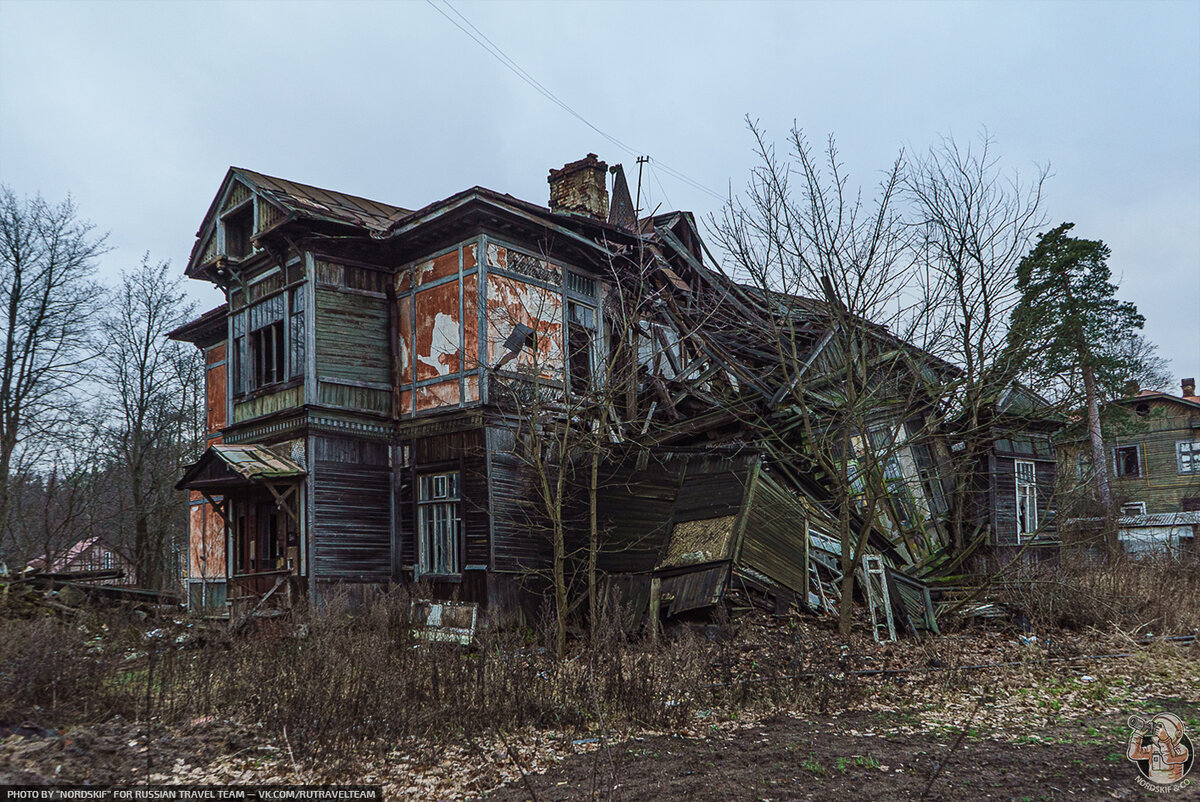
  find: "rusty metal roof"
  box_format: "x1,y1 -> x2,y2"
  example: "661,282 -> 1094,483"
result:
176,444 -> 305,490
233,168 -> 409,233
210,444 -> 305,481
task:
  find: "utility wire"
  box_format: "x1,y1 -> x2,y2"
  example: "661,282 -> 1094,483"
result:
427,0 -> 727,205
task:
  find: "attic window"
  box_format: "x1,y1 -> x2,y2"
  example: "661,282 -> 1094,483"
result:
224,204 -> 253,259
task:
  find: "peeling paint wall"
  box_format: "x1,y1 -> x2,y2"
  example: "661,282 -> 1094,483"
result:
484,243 -> 564,380
396,240 -> 482,416
189,342 -> 229,602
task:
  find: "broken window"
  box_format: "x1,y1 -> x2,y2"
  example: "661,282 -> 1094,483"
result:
1177,440 -> 1200,474
251,321 -> 286,387
1113,445 -> 1141,478
418,471 -> 461,575
1015,460 -> 1038,539
1075,452 -> 1093,483
223,204 -> 253,259
289,286 -> 305,379
237,293 -> 286,391
567,301 -> 597,393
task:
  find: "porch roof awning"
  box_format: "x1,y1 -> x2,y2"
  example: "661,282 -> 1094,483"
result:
176,444 -> 306,492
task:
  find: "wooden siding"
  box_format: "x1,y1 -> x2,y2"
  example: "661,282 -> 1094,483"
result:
1108,400 -> 1200,512
738,470 -> 809,595
991,453 -> 1056,546
486,426 -> 546,572
314,261 -> 391,415
222,180 -> 252,212
312,435 -> 391,581
233,384 -> 304,423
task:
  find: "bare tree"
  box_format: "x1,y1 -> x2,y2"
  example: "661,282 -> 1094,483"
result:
713,123 -> 939,636
97,256 -> 201,589
906,132 -> 1048,552
711,124 -> 1056,635
0,187 -> 106,553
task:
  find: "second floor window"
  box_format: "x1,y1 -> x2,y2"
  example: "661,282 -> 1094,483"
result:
1178,440 -> 1200,474
567,301 -> 597,393
1113,445 -> 1141,478
251,321 -> 285,386
1015,460 -> 1038,539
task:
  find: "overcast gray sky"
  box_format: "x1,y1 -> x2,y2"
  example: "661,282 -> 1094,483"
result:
2,0 -> 1197,377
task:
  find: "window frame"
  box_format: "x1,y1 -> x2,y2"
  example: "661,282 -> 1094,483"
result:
417,470 -> 463,577
1015,459 -> 1038,541
1113,445 -> 1142,479
1120,501 -> 1147,517
1177,439 -> 1200,475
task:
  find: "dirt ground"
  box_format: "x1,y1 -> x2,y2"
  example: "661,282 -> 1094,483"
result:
486,709 -> 1196,801
2,615 -> 1197,800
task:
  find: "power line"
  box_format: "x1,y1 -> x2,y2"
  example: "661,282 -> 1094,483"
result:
426,0 -> 727,205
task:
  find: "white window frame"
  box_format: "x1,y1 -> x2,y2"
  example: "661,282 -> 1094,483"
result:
417,471 -> 462,576
1015,460 -> 1038,541
1121,501 -> 1147,517
1177,440 -> 1200,474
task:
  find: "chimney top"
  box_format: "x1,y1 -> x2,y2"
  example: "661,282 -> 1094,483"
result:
1183,377 -> 1196,398
548,154 -> 609,220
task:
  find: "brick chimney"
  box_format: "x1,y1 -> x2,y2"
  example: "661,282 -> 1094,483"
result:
548,154 -> 609,220
1183,377 -> 1196,398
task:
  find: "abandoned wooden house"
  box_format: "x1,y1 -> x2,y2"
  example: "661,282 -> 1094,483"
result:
1058,378 -> 1200,555
171,155 -> 749,618
170,154 -> 1042,634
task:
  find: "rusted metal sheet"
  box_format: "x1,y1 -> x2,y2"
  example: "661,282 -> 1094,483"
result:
205,344 -> 227,433
414,251 -> 459,288
416,379 -> 461,412
486,273 -> 563,377
414,281 -> 461,380
397,292 -> 414,384
463,374 -> 480,404
463,272 -> 479,369
234,168 -> 409,233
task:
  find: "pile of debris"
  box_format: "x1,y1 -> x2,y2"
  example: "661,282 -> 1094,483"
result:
0,569 -> 179,619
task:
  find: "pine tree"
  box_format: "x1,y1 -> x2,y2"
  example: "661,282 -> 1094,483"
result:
1010,222 -> 1145,554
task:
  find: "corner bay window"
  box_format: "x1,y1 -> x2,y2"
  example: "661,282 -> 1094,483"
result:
418,471 -> 461,575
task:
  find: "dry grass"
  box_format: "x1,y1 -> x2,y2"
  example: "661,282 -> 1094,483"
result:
992,552 -> 1200,635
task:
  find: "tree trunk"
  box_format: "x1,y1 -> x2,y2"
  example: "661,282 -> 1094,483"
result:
588,447 -> 599,640
837,495 -> 855,637
1081,362 -> 1120,556
553,515 -> 567,658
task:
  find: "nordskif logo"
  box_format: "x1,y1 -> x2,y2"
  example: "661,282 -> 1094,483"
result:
1126,712 -> 1193,791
